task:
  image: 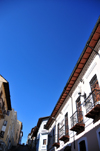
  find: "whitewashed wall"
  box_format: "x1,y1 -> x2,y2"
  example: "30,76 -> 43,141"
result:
47,42 -> 100,151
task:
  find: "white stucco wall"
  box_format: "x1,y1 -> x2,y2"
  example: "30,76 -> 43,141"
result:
47,42 -> 100,151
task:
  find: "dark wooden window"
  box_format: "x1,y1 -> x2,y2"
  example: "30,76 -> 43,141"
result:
65,113 -> 68,135
90,74 -> 99,90
48,134 -> 51,146
76,97 -> 82,112
79,140 -> 86,151
57,123 -> 59,142
90,74 -> 100,104
76,97 -> 83,123
53,129 -> 55,144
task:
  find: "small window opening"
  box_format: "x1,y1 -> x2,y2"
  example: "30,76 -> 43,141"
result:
43,139 -> 46,145
79,140 -> 86,151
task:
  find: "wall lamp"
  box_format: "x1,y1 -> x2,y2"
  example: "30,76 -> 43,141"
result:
60,112 -> 63,115
80,79 -> 84,84
78,92 -> 86,99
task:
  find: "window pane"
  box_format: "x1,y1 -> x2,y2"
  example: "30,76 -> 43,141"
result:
3,121 -> 7,126
79,140 -> 86,151
0,131 -> 5,138
65,113 -> 68,135
43,139 -> 46,145
7,111 -> 9,116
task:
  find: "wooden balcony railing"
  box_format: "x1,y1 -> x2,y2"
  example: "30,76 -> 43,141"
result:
52,134 -> 60,148
70,111 -> 85,134
85,89 -> 100,121
59,125 -> 69,143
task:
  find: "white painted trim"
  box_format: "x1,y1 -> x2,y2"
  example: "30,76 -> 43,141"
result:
96,127 -> 100,149
63,104 -> 69,113
85,62 -> 97,79
78,137 -> 88,151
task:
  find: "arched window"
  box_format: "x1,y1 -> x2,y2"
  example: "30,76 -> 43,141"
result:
96,127 -> 100,149
78,137 -> 88,151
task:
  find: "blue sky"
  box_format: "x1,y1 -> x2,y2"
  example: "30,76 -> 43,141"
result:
0,0 -> 100,143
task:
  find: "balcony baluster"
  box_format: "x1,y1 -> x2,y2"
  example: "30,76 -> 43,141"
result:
70,111 -> 85,134
59,124 -> 69,143
85,89 -> 100,121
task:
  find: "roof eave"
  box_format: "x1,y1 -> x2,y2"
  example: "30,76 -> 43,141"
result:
3,82 -> 12,110
45,16 -> 100,130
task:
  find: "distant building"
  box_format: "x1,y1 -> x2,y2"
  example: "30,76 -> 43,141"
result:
0,75 -> 23,151
45,17 -> 100,151
18,121 -> 23,145
0,75 -> 12,120
26,132 -> 32,146
26,127 -> 37,151
36,116 -> 49,151
28,116 -> 49,151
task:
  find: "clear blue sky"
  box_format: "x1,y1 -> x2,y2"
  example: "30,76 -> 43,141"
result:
0,0 -> 100,143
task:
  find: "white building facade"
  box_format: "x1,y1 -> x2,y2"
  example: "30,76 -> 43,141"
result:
36,117 -> 49,151
45,17 -> 100,151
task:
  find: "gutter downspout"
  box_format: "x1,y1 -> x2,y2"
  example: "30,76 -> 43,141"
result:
70,95 -> 75,149
67,93 -> 75,149
87,44 -> 100,57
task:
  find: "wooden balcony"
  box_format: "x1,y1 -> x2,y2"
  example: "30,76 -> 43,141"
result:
59,135 -> 69,143
52,135 -> 60,148
59,125 -> 69,143
85,89 -> 100,122
70,111 -> 85,134
52,142 -> 60,148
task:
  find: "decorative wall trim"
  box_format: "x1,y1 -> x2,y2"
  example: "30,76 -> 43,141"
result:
63,104 -> 69,113
85,62 -> 97,79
